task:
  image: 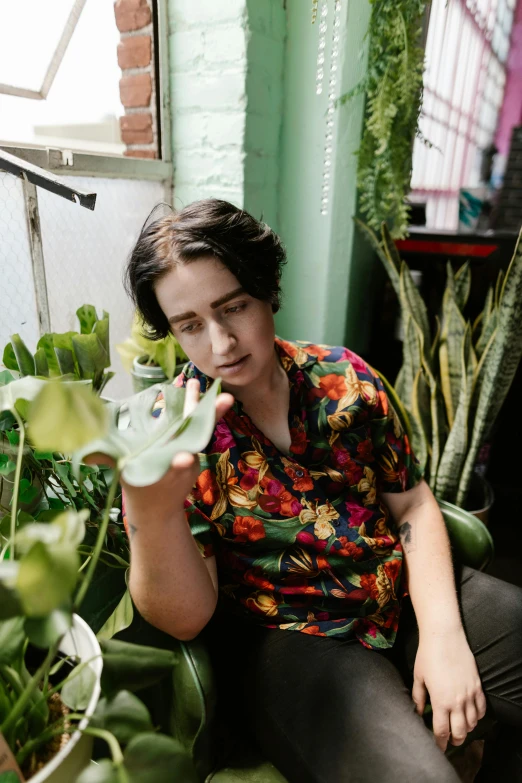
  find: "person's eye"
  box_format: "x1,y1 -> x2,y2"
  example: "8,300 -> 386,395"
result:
226,303 -> 247,315
181,323 -> 199,334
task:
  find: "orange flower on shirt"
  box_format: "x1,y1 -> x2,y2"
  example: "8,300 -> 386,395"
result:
319,374 -> 347,400
232,515 -> 266,543
211,449 -> 257,519
245,590 -> 280,617
195,469 -> 220,507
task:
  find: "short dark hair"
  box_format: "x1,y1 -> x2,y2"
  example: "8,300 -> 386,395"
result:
124,199 -> 287,340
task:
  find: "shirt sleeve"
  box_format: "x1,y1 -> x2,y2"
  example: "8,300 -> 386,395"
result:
367,370 -> 424,494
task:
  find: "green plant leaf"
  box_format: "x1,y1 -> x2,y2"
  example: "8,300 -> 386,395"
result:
100,639 -> 179,697
354,218 -> 401,299
0,455 -> 16,477
61,657 -> 97,710
0,562 -> 22,619
76,304 -> 99,335
72,334 -> 110,380
10,334 -> 35,377
0,377 -> 46,415
36,334 -> 61,377
55,347 -> 76,377
28,381 -> 107,454
17,479 -> 39,506
34,348 -> 50,378
0,617 -> 25,664
2,343 -> 19,373
439,285 -> 467,428
97,587 -> 133,642
91,691 -> 153,745
123,732 -> 198,783
17,540 -> 79,617
76,760 -> 120,783
73,379 -> 221,488
94,314 -> 111,359
454,261 -> 471,311
25,608 -> 72,648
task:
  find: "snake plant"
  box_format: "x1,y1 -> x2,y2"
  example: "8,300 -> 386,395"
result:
358,219 -> 522,508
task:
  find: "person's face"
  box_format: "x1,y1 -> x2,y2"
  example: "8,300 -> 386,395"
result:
154,256 -> 276,390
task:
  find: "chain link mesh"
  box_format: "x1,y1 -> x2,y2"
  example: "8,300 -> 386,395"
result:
1,170 -> 166,398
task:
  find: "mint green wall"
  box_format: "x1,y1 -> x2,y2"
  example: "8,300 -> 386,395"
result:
168,0 -> 372,353
275,0 -> 371,352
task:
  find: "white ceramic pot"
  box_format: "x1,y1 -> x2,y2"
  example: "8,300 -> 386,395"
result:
30,615 -> 102,783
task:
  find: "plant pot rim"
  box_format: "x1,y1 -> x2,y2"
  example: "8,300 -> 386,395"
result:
30,614 -> 102,783
465,476 -> 494,516
131,355 -> 166,379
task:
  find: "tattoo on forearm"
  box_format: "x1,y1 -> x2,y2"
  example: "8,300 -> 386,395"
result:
399,520 -> 416,553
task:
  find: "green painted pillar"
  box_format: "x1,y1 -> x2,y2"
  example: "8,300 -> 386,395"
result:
276,0 -> 372,354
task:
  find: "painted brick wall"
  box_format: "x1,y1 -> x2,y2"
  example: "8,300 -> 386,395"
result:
168,0 -> 285,228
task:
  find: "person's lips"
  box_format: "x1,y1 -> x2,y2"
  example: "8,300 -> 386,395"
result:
216,355 -> 250,374
218,355 -> 248,368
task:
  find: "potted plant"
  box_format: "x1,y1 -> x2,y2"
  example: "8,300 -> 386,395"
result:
358,221 -> 522,516
0,369 -> 218,781
116,314 -> 188,393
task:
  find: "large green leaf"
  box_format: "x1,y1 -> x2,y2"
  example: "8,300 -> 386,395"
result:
34,348 -> 50,378
399,262 -> 431,360
94,314 -> 111,359
0,377 -> 46,415
10,334 -> 35,377
454,261 -> 471,311
73,379 -> 221,488
475,306 -> 497,359
439,286 -> 467,427
25,608 -> 72,648
91,691 -> 153,745
457,231 -> 522,506
2,343 -> 19,373
97,586 -> 133,642
100,639 -> 179,697
61,657 -> 97,710
122,733 -> 198,783
28,381 -> 107,454
72,334 -> 110,379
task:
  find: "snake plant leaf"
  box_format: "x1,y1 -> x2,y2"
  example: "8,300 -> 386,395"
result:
76,304 -> 98,335
430,315 -> 441,364
435,324 -> 474,502
71,378 -> 221,488
34,348 -> 50,377
495,268 -> 504,308
354,217 -> 401,298
412,367 -> 431,453
28,381 -> 107,454
381,223 -> 402,274
394,365 -> 406,402
407,409 -> 427,475
10,334 -> 36,377
399,262 -> 431,357
367,364 -> 413,447
421,357 -> 443,491
475,307 -> 498,359
457,229 -> 522,507
454,261 -> 471,311
439,286 -> 467,428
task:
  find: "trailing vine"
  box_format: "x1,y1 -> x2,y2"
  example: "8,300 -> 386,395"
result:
339,0 -> 428,238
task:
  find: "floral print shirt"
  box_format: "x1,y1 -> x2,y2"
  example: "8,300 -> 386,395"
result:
165,339 -> 422,650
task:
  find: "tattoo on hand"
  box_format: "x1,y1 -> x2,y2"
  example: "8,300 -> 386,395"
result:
399,520 -> 416,553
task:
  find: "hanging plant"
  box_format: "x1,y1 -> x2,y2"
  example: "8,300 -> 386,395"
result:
339,0 -> 428,238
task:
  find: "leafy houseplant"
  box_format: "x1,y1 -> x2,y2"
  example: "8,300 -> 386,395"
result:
358,221 -> 522,509
338,0 -> 428,238
0,371 -> 220,781
2,305 -> 114,396
116,314 -> 188,393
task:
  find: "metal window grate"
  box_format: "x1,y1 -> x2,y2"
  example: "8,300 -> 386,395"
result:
411,0 -> 516,229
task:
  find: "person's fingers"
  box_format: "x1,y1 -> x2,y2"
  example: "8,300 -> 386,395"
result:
215,392 -> 234,421
475,689 -> 487,721
171,451 -> 196,470
464,700 -> 478,733
183,379 -> 200,418
449,708 -> 468,747
411,676 -> 427,716
83,452 -> 116,468
432,708 -> 451,752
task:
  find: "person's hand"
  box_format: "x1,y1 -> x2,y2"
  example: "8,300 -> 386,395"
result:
85,378 -> 234,510
412,628 -> 487,751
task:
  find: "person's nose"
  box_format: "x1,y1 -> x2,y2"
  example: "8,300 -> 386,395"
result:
209,320 -> 237,358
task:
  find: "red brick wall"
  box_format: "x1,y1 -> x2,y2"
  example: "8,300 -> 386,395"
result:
114,0 -> 158,159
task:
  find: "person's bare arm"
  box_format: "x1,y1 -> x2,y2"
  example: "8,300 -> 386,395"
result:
88,379 -> 231,641
381,479 -> 487,751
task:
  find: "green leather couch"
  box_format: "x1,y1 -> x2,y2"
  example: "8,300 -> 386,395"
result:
120,501 -> 495,782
